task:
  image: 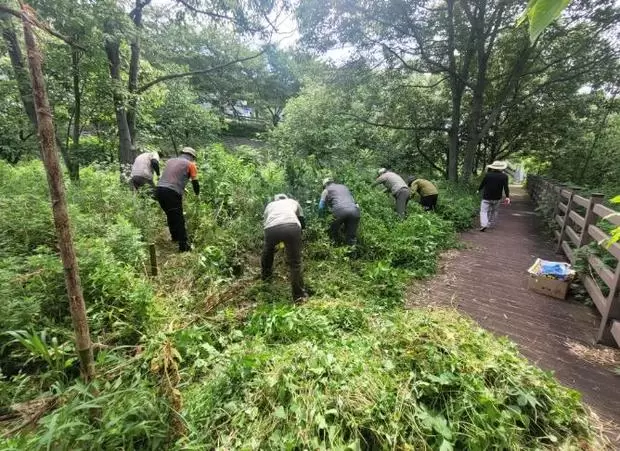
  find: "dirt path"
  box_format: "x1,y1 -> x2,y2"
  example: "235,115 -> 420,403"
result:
409,186 -> 620,444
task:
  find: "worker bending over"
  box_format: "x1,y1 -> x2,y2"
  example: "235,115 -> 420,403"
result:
262,194 -> 308,303
319,178 -> 360,245
372,168 -> 410,218
130,150 -> 160,191
156,147 -> 199,252
406,176 -> 439,211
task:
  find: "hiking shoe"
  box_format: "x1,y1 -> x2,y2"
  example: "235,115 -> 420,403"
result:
294,291 -> 309,305
479,227 -> 487,232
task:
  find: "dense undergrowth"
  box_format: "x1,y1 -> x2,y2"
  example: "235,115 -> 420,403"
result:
0,145 -> 597,449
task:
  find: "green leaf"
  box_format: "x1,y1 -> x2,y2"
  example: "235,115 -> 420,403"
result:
439,440 -> 454,451
527,0 -> 572,42
274,405 -> 287,419
610,195 -> 620,204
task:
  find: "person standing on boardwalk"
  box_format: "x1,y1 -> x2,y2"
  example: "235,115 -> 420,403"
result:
156,147 -> 200,252
372,168 -> 410,218
406,176 -> 439,211
262,194 -> 308,303
130,150 -> 160,191
478,161 -> 510,232
319,178 -> 360,245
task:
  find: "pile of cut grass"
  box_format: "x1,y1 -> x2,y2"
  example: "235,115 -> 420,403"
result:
176,299 -> 593,450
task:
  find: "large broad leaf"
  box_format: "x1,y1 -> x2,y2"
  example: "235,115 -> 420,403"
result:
523,0 -> 572,42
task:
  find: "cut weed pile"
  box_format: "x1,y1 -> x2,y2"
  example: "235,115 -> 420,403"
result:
0,147 -> 600,449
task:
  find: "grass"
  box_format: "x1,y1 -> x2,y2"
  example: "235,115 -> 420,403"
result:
0,147 -> 601,449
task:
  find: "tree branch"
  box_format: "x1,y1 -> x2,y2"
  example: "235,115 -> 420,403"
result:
0,5 -> 86,51
339,112 -> 448,132
137,50 -> 266,94
414,136 -> 444,172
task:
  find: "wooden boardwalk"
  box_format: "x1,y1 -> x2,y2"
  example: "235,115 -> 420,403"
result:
413,187 -> 620,441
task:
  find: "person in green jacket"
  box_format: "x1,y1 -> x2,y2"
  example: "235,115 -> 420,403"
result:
406,176 -> 439,211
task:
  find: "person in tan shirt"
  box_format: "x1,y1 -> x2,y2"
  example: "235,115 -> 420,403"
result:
406,176 -> 439,211
261,194 -> 308,303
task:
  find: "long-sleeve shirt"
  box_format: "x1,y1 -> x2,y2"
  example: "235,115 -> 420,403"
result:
409,179 -> 438,197
478,171 -> 509,201
264,198 -> 304,230
319,183 -> 357,215
373,171 -> 407,195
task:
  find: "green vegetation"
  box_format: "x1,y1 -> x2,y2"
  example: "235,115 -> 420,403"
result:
0,0 -> 616,447
0,143 -> 597,449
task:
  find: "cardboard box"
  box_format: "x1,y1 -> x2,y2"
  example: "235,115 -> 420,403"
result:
527,274 -> 570,300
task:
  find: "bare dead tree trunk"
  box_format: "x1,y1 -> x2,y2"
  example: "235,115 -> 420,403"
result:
21,6 -> 95,382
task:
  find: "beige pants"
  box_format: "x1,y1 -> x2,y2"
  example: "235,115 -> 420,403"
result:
480,200 -> 501,228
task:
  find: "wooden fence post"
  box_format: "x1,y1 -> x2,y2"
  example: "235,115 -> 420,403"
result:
149,243 -> 158,276
578,193 -> 604,247
556,189 -> 575,254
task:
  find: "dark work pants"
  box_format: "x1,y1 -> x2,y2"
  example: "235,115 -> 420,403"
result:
156,187 -> 189,251
420,194 -> 438,211
395,187 -> 411,218
330,208 -> 360,245
261,224 -> 305,300
131,176 -> 154,191
131,176 -> 155,198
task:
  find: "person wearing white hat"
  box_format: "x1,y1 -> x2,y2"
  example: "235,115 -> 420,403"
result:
372,168 -> 410,218
478,161 -> 510,232
262,194 -> 308,303
319,177 -> 360,245
156,147 -> 200,252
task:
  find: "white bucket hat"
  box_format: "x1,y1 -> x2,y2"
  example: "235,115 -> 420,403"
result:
378,168 -> 387,175
487,161 -> 507,171
181,147 -> 197,158
274,194 -> 288,201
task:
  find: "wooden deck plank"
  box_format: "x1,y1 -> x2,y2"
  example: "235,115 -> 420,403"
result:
411,187 -> 620,441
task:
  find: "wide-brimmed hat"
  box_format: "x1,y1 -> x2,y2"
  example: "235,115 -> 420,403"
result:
378,168 -> 387,175
274,193 -> 288,201
322,177 -> 333,187
487,160 -> 507,170
181,147 -> 197,158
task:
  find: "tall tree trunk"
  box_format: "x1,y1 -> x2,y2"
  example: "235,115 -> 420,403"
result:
69,49 -> 81,181
21,7 -> 95,382
445,0 -> 462,182
127,1 -> 152,145
127,38 -> 139,145
447,96 -> 461,182
104,24 -> 135,169
2,16 -> 79,180
462,4 -> 488,183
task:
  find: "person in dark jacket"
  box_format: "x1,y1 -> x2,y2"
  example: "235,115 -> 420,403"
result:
319,178 -> 360,245
156,147 -> 200,252
478,161 -> 510,232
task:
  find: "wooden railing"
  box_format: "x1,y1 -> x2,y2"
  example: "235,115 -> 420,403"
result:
527,175 -> 620,347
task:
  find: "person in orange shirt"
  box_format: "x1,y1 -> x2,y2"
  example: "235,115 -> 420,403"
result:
156,147 -> 199,252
